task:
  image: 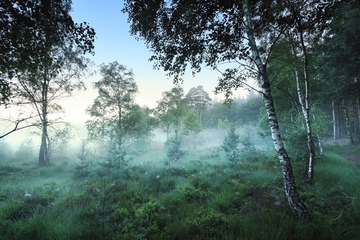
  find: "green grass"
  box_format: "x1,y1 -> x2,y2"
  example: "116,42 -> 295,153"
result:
0,141 -> 360,239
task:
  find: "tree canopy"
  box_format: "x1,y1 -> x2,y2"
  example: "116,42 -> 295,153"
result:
0,0 -> 95,103
122,0 -> 348,220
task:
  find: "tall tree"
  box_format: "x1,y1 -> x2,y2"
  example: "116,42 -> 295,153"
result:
86,61 -> 138,167
281,0 -> 336,184
185,85 -> 211,123
0,0 -> 95,103
123,0 -> 311,219
17,46 -> 92,166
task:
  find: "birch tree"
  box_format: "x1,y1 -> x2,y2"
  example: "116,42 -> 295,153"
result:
18,47 -> 92,166
1,0 -> 95,103
123,0 -> 317,219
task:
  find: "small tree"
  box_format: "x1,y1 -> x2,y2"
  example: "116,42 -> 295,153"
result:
222,124 -> 241,166
166,130 -> 185,162
74,140 -> 92,178
183,109 -> 202,149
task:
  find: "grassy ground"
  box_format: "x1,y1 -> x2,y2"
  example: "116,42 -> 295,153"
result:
0,141 -> 359,239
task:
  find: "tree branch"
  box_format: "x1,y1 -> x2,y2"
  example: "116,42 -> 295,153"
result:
0,116 -> 40,138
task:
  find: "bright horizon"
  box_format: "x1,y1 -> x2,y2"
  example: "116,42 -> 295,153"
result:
0,0 -> 257,147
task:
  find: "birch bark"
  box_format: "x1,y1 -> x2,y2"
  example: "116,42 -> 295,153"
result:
243,1 -> 309,220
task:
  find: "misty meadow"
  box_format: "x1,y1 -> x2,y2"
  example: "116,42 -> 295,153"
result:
1,0 -> 360,239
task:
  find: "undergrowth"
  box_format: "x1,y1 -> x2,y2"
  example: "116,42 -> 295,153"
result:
0,143 -> 359,239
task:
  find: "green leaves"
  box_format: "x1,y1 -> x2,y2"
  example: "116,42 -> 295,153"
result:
222,124 -> 241,165
1,0 -> 95,103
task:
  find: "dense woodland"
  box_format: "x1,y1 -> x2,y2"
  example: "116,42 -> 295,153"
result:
1,0 -> 360,239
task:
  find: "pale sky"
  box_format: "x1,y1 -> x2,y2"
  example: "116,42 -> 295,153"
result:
66,0 -> 249,122
1,0 -> 253,147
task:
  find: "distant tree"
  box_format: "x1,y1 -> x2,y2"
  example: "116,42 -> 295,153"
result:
154,86 -> 188,139
48,124 -> 74,159
122,104 -> 157,151
86,61 -> 139,169
318,3 -> 360,143
14,138 -> 35,162
183,109 -> 202,149
204,101 -> 241,129
0,0 -> 95,103
185,86 -> 211,123
74,139 -> 92,178
238,94 -> 263,125
0,138 -> 12,161
222,124 -> 241,166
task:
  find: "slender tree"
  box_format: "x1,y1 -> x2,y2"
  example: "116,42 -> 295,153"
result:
86,61 -> 138,167
0,0 -> 95,103
18,46 -> 92,166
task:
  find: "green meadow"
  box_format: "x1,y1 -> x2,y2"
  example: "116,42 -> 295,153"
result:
0,139 -> 359,240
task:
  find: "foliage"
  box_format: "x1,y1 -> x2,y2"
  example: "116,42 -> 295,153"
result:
154,86 -> 188,139
222,124 -> 241,165
48,124 -> 74,159
14,21 -> 94,166
87,61 -> 147,169
122,104 -> 157,151
0,141 -> 359,239
185,85 -> 212,124
98,141 -> 130,176
165,130 -> 185,162
74,140 -> 92,178
318,3 -> 360,102
13,138 -> 35,162
183,109 -> 202,136
0,0 -> 95,103
240,132 -> 256,155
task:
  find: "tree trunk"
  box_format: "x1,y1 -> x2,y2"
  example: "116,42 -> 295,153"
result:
243,1 -> 309,220
355,77 -> 360,141
332,101 -> 337,140
343,101 -> 354,144
39,124 -> 49,166
39,75 -> 50,166
292,30 -> 316,184
312,113 -> 323,155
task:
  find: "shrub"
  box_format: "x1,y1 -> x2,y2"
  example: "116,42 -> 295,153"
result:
166,130 -> 185,162
222,124 -> 241,165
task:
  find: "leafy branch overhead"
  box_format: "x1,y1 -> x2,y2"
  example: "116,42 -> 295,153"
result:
0,0 -> 96,103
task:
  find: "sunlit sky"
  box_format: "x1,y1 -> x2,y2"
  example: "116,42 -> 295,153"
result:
65,0 -> 249,122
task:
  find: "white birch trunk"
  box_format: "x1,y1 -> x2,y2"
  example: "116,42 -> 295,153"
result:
243,1 -> 309,220
332,101 -> 336,140
293,31 -> 316,183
